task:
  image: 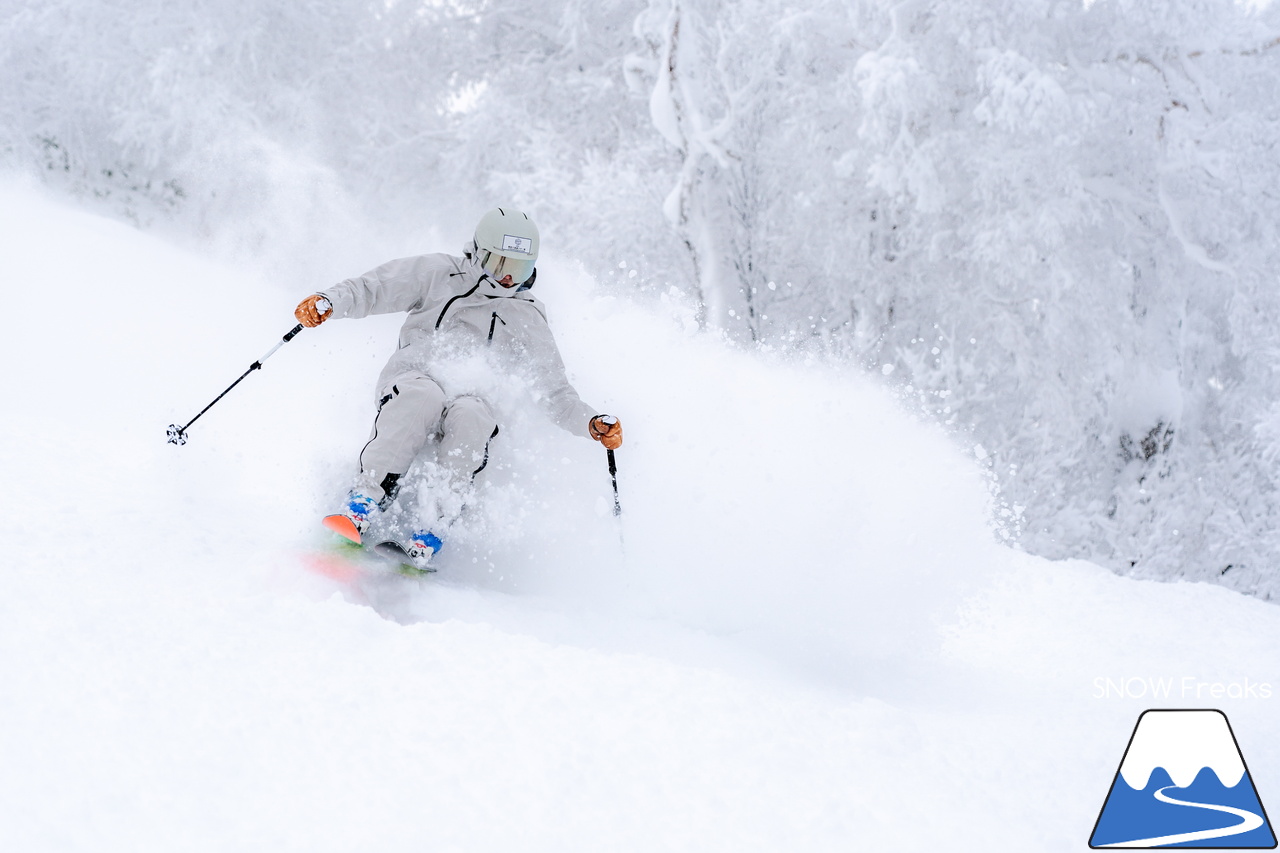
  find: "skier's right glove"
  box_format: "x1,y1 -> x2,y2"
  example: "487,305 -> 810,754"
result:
295,294 -> 333,327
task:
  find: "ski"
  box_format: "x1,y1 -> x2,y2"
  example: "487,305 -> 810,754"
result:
318,512 -> 437,575
322,513 -> 363,544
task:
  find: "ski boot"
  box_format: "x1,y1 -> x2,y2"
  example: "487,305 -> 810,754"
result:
406,530 -> 443,569
322,493 -> 379,544
376,530 -> 443,573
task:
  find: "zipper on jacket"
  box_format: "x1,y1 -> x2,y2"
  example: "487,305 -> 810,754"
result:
487,311 -> 507,343
435,281 -> 482,330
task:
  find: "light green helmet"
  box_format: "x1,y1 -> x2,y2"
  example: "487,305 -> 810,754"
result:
473,207 -> 539,287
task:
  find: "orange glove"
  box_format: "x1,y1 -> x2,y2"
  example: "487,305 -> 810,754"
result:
294,295 -> 333,327
590,415 -> 623,450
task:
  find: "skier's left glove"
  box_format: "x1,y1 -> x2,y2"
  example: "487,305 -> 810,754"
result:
590,415 -> 623,450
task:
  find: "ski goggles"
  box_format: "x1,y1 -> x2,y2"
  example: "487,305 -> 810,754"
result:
479,250 -> 537,287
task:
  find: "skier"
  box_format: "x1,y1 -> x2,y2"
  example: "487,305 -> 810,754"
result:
294,207 -> 623,569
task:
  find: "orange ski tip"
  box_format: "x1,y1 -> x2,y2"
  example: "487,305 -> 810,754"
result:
322,514 -> 362,544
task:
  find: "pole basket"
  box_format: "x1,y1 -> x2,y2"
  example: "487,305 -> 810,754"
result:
167,424 -> 188,446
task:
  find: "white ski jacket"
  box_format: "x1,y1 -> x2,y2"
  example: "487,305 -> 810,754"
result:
319,252 -> 600,438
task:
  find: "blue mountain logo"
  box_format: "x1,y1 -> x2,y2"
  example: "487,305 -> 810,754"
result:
1090,709 -> 1276,848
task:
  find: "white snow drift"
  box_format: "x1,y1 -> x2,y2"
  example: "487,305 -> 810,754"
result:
2,182 -> 1279,852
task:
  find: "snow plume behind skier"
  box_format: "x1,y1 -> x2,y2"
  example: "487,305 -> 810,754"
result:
294,207 -> 624,570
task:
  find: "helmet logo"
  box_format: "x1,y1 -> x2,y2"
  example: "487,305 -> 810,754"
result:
501,234 -> 533,254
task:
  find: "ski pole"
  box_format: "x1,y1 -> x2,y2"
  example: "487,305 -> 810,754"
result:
167,317 -> 313,446
607,447 -> 621,518
605,444 -> 625,555
594,415 -> 622,518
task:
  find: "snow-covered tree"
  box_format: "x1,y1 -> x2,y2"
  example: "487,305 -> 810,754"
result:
827,0 -> 1280,592
5,0 -> 1280,596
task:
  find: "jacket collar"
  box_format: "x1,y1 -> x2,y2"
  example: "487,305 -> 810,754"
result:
461,249 -> 528,299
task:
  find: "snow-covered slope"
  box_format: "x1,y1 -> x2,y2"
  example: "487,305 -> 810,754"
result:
2,182 -> 1278,852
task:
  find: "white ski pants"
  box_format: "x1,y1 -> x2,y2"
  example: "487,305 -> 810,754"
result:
357,372 -> 498,499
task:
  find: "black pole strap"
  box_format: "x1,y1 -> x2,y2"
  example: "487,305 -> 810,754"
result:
168,323 -> 305,445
